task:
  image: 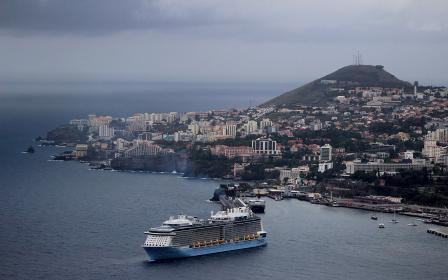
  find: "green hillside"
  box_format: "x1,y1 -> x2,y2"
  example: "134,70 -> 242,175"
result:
262,65 -> 412,107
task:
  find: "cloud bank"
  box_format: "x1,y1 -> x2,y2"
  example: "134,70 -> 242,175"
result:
0,0 -> 447,84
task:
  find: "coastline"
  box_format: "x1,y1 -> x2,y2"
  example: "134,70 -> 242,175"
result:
38,140 -> 448,227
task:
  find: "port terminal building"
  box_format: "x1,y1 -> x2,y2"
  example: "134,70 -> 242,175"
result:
345,160 -> 431,174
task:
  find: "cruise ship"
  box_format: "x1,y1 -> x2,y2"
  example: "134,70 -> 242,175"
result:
142,207 -> 267,261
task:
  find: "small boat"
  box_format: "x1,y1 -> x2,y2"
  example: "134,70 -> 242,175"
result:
378,223 -> 385,228
389,208 -> 399,224
24,146 -> 35,153
371,216 -> 378,220
52,153 -> 74,161
90,165 -> 103,170
407,223 -> 418,226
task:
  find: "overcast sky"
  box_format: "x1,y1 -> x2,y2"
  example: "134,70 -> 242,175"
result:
1,0 -> 447,85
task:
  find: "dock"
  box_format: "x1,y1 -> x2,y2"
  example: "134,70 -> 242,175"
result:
427,227 -> 448,238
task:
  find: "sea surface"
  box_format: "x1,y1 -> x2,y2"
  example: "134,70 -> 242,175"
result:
0,83 -> 447,280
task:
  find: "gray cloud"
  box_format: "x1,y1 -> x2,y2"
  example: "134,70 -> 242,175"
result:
0,0 -> 229,35
0,0 -> 447,84
1,0 -> 447,43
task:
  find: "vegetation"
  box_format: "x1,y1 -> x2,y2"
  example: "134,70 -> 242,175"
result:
46,125 -> 87,144
291,128 -> 366,152
263,65 -> 411,107
239,164 -> 279,181
369,117 -> 426,135
350,169 -> 448,206
186,146 -> 232,178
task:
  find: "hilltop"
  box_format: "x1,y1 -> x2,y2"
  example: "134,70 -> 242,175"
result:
262,65 -> 412,107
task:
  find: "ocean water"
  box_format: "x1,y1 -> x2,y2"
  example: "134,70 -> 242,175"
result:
0,83 -> 447,280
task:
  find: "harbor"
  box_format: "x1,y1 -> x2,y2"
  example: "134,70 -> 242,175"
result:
212,183 -> 448,237
3,144 -> 448,280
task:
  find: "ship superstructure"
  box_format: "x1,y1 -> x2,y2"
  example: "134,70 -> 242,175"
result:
143,207 -> 267,261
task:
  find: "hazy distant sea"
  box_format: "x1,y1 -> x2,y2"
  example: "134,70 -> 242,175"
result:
0,81 -> 291,145
0,81 -> 290,116
1,82 -> 448,280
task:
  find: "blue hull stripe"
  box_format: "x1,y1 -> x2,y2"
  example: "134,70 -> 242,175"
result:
144,237 -> 267,261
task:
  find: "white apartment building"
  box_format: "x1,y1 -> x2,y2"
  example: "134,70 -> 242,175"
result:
279,166 -> 310,182
223,124 -> 237,138
318,162 -> 334,173
260,118 -> 273,129
252,137 -> 280,155
243,120 -> 259,134
422,139 -> 447,162
319,144 -> 333,161
404,150 -> 414,160
115,138 -> 129,151
188,123 -> 200,135
427,128 -> 448,144
69,119 -> 89,130
99,125 -> 114,139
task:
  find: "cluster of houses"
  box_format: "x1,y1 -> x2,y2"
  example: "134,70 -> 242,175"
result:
65,83 -> 448,185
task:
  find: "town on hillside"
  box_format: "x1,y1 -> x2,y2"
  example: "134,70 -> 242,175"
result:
42,71 -> 448,218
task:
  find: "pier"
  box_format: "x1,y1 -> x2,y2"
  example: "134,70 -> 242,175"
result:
427,228 -> 448,238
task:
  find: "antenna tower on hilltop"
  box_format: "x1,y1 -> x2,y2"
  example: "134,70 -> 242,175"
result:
353,51 -> 363,65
